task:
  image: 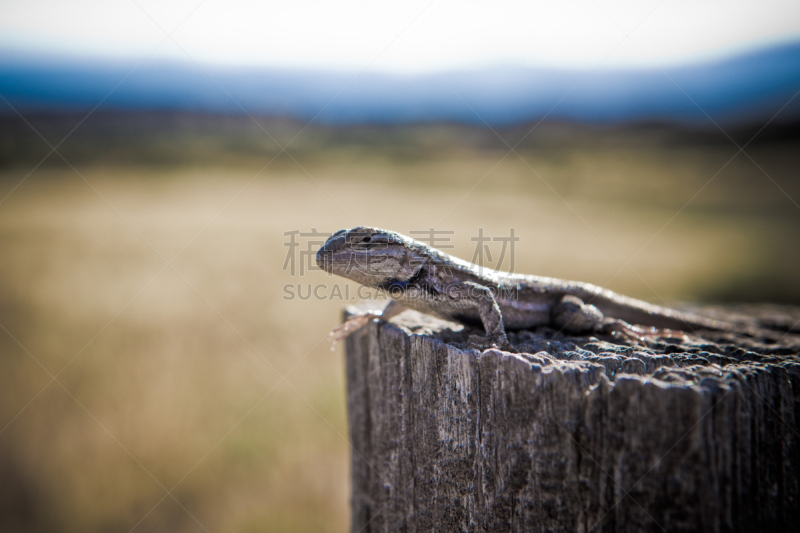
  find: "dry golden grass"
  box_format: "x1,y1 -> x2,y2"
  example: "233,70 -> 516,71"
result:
0,134 -> 798,531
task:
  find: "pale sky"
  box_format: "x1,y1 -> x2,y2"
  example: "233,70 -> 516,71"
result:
1,0 -> 799,72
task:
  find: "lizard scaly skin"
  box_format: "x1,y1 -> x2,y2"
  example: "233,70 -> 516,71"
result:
316,227 -> 735,350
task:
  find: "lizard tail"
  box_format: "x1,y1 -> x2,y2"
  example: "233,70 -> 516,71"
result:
581,289 -> 733,332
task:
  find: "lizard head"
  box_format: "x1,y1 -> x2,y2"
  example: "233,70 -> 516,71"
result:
316,227 -> 427,287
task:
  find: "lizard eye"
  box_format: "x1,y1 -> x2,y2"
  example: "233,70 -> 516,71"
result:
361,236 -> 372,243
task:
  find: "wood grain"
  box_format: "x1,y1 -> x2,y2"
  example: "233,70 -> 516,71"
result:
344,305 -> 800,532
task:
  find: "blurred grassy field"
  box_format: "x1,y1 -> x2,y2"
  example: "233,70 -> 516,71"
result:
1,114 -> 799,532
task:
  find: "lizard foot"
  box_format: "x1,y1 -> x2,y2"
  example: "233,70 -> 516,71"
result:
597,320 -> 688,343
328,313 -> 380,350
466,334 -> 516,353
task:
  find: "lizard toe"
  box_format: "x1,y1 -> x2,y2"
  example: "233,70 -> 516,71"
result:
466,334 -> 516,353
597,320 -> 689,343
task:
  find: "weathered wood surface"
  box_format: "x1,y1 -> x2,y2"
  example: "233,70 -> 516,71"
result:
344,304 -> 800,532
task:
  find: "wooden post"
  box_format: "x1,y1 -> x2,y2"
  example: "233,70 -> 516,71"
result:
344,306 -> 800,532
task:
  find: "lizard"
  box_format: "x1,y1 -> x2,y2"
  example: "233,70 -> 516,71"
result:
316,226 -> 737,351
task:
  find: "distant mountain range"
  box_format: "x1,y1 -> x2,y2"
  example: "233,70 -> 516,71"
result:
1,42 -> 799,128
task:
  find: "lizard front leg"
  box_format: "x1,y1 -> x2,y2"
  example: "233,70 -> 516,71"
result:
446,281 -> 513,351
328,299 -> 407,349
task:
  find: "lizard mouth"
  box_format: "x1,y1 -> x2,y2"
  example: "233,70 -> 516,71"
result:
317,231 -> 347,273
316,248 -> 332,273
